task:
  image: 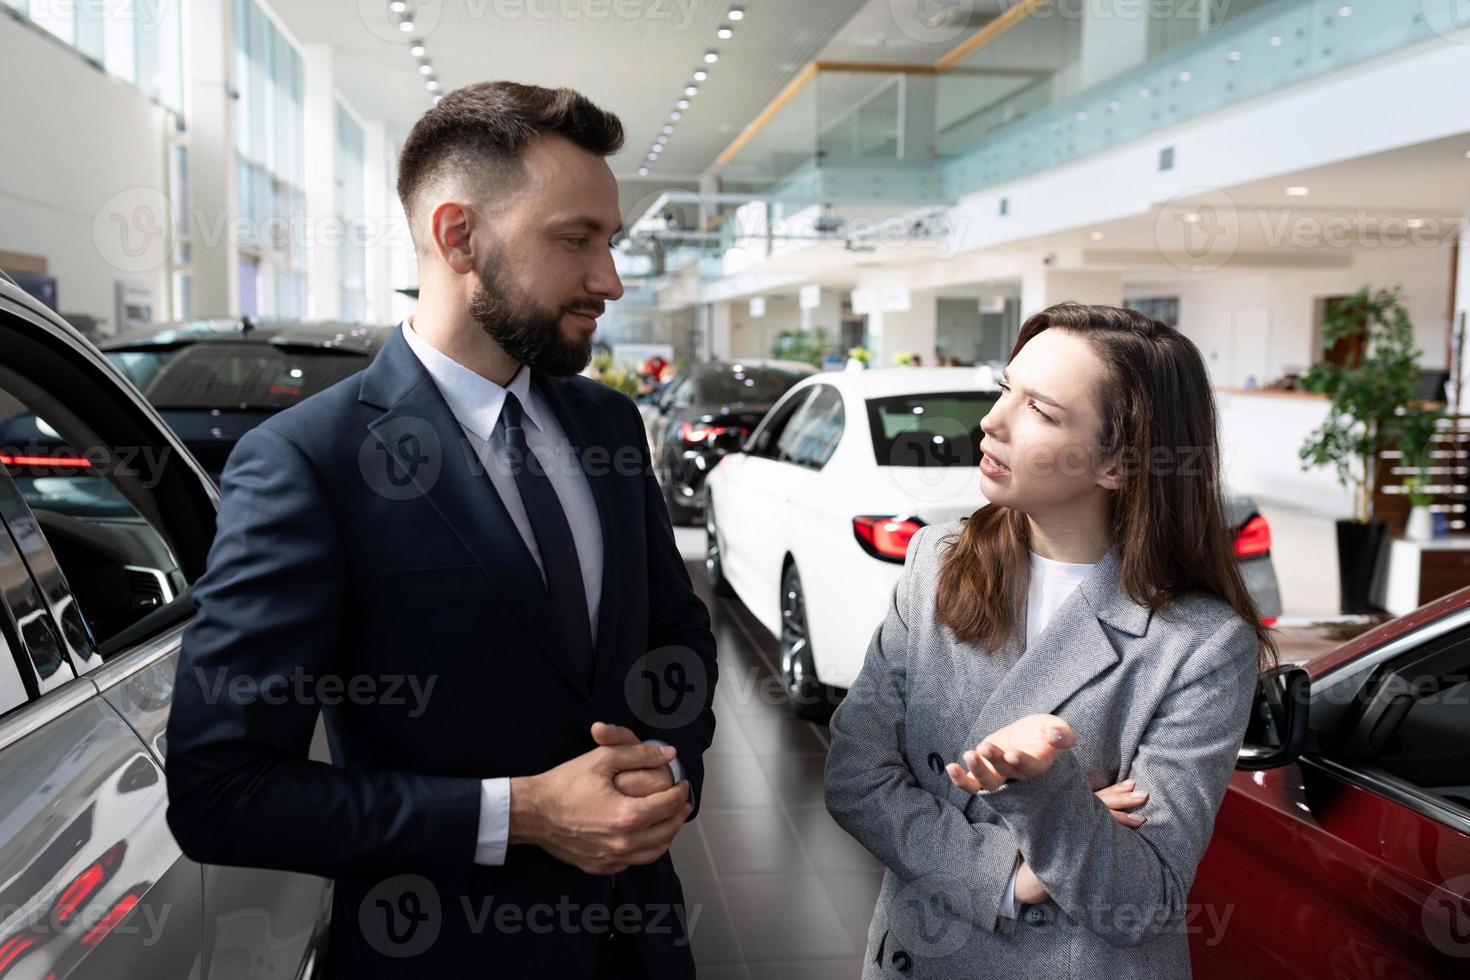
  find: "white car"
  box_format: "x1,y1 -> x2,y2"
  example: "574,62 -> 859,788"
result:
704,368 -> 997,718
702,366 -> 1283,720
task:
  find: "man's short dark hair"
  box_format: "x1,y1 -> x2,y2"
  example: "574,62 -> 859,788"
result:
396,81 -> 624,240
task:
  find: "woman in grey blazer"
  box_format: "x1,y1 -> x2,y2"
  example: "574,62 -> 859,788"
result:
824,302 -> 1278,979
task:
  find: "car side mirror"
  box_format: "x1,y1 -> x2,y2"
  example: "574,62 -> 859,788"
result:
1236,664 -> 1310,771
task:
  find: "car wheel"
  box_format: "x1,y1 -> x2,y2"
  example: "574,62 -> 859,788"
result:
705,495 -> 735,597
780,563 -> 836,721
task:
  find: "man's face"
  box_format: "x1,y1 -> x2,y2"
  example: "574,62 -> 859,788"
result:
468,134 -> 625,376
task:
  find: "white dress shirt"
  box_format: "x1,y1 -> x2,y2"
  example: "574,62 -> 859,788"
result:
400,320 -> 680,866
998,549 -> 1097,917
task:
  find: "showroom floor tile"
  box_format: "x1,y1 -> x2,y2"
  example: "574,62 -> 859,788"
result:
672,528 -> 881,978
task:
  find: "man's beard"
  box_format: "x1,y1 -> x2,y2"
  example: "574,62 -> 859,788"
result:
467,258 -> 600,377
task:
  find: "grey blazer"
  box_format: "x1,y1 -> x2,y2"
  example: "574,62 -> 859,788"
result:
824,521 -> 1260,980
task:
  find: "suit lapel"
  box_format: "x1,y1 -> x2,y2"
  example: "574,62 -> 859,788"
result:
359,330 -> 593,700
960,547 -> 1151,756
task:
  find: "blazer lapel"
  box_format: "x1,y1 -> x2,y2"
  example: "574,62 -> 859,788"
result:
359,330 -> 593,700
960,546 -> 1151,755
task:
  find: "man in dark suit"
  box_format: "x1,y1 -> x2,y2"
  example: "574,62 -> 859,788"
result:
165,81 -> 718,979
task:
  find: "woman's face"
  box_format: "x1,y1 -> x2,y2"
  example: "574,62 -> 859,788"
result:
977,328 -> 1123,516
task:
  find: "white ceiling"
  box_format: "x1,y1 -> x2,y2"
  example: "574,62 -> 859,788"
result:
264,0 -> 993,180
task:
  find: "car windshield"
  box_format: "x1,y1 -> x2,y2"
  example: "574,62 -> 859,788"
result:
693,366 -> 807,405
106,344 -> 369,410
867,391 -> 998,467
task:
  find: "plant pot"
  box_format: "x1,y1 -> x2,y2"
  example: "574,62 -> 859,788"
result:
1336,519 -> 1387,614
1404,506 -> 1434,543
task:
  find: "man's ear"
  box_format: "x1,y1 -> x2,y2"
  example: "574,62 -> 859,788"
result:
429,200 -> 476,275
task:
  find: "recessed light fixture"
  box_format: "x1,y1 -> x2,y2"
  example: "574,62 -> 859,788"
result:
717,26 -> 733,39
426,79 -> 440,91
656,135 -> 668,145
433,95 -> 442,105
693,69 -> 709,81
639,167 -> 650,176
1269,35 -> 1283,46
389,1 -> 407,12
1181,212 -> 1201,223
1407,218 -> 1426,229
662,124 -> 675,134
1285,185 -> 1310,196
1338,5 -> 1352,16
398,19 -> 415,32
728,5 -> 744,20
1139,87 -> 1152,98
1227,50 -> 1241,62
1178,70 -> 1192,82
685,85 -> 698,96
410,43 -> 425,57
704,50 -> 719,63
418,63 -> 433,75
677,99 -> 690,109
1089,231 -> 1104,240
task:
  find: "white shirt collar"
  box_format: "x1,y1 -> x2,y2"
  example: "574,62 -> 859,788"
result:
399,318 -> 543,441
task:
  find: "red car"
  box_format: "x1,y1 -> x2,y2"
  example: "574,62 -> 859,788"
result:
1191,589 -> 1470,977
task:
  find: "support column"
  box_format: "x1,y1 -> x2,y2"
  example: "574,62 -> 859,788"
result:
1020,266 -> 1123,318
185,0 -> 237,318
303,43 -> 340,320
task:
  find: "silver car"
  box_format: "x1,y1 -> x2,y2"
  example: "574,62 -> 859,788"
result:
0,272 -> 332,978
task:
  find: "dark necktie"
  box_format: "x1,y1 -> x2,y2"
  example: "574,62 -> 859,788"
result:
499,390 -> 595,681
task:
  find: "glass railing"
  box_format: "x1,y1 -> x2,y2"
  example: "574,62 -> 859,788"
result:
708,0 -> 1457,209
938,0 -> 1457,196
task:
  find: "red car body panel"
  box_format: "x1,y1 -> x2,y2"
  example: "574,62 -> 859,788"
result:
1188,586 -> 1470,976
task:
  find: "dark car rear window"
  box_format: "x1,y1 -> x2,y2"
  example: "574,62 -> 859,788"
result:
693,365 -> 808,405
108,344 -> 369,410
867,391 -> 998,467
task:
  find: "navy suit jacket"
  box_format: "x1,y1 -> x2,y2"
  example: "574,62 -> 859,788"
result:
165,327 -> 718,978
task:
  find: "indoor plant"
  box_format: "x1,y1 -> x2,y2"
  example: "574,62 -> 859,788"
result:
1299,286 -> 1445,612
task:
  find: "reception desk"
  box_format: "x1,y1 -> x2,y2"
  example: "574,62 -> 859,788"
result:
1214,388 -> 1353,517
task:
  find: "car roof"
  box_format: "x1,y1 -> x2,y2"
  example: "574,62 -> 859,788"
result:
693,358 -> 816,375
97,317 -> 395,354
797,366 -> 1002,398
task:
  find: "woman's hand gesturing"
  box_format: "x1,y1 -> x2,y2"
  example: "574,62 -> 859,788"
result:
944,713 -> 1076,792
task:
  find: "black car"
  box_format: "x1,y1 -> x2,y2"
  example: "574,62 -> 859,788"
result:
643,359 -> 816,525
99,317 -> 395,480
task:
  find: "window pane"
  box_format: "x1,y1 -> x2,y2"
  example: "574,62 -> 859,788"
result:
866,392 -> 996,468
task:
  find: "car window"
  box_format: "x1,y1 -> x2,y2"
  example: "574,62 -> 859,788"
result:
866,391 -> 997,467
0,500 -> 74,703
693,366 -> 806,405
0,375 -> 186,650
109,344 -> 368,410
777,385 -> 845,470
745,388 -> 813,460
1343,628 -> 1470,815
669,378 -> 697,411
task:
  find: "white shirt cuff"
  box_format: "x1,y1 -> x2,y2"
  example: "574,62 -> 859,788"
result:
473,777 -> 511,866
641,738 -> 685,786
999,853 -> 1021,918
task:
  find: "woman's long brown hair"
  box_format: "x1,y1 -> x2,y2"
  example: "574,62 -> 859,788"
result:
935,302 -> 1279,674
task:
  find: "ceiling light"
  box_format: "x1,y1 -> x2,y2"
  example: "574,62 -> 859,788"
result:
1177,70 -> 1192,82
389,1 -> 407,12
656,135 -> 668,145
398,19 -> 415,32
677,99 -> 690,109
1226,50 -> 1241,62
1407,218 -> 1426,229
639,167 -> 650,176
1089,231 -> 1104,240
728,5 -> 744,20
717,26 -> 733,39
693,69 -> 708,81
1338,5 -> 1352,16
704,50 -> 719,63
685,85 -> 698,96
410,43 -> 425,56
418,63 -> 433,75
650,146 -> 663,155
662,124 -> 675,134
426,79 -> 440,91
1269,35 -> 1283,46
1181,212 -> 1201,223
433,95 -> 442,106
1285,185 -> 1310,196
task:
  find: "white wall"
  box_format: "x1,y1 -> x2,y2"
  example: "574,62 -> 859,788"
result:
728,295 -> 802,358
1126,246 -> 1454,388
0,16 -> 172,331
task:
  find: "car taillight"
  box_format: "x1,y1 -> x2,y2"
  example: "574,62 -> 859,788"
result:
1234,514 -> 1271,558
853,516 -> 924,564
0,453 -> 91,468
679,422 -> 748,445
